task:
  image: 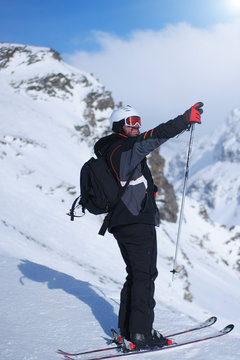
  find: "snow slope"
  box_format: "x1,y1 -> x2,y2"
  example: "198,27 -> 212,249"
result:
0,43 -> 240,359
1,254 -> 240,360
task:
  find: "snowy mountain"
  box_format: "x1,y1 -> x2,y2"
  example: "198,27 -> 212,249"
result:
0,43 -> 115,143
0,43 -> 240,359
161,108 -> 240,227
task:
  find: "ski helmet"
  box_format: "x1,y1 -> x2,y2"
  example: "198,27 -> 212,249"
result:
110,105 -> 141,130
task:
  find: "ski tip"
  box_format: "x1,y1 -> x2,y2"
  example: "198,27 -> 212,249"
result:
57,350 -> 72,359
221,324 -> 234,334
57,349 -> 75,358
57,349 -> 65,354
209,316 -> 217,324
201,316 -> 217,328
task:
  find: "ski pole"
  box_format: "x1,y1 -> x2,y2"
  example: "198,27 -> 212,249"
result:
171,124 -> 195,281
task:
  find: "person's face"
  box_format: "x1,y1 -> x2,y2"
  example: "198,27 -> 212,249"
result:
123,125 -> 140,137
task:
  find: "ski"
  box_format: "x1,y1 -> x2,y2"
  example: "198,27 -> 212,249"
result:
57,316 -> 217,357
167,315 -> 217,337
60,324 -> 234,360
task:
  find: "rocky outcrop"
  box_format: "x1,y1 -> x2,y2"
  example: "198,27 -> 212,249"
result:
148,148 -> 178,222
0,43 -> 61,69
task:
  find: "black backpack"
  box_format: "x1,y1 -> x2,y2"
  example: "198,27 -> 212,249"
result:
68,156 -> 136,236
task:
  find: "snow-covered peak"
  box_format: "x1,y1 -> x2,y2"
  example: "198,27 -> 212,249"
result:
214,107 -> 240,163
0,42 -> 62,69
194,106 -> 240,165
0,42 -> 93,83
0,42 -> 115,143
161,107 -> 240,227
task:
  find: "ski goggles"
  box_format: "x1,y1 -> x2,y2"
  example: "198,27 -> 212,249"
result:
125,116 -> 141,128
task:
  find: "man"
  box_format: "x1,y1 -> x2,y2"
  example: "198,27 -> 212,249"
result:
94,103 -> 203,350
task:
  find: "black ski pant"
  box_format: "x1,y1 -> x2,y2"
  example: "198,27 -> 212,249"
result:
112,223 -> 158,337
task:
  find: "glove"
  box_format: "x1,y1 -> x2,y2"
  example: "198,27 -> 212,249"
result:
185,102 -> 204,124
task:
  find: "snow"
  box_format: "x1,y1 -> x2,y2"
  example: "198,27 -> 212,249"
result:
1,254 -> 240,360
0,43 -> 240,360
161,108 -> 240,227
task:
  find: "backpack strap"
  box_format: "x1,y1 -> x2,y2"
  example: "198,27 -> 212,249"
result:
67,195 -> 85,221
98,166 -> 137,236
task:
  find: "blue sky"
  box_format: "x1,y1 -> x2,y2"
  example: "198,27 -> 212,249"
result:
1,0 -> 239,53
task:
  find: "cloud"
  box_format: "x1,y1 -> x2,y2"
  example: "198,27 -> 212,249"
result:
64,20 -> 240,137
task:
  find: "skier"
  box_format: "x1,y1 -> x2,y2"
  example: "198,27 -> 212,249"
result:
94,103 -> 203,350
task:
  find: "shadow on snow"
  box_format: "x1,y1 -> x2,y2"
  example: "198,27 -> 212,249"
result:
18,259 -> 118,336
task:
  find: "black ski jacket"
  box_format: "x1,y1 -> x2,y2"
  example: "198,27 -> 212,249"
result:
94,114 -> 189,232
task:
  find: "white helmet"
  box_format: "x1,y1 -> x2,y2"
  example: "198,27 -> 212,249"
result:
110,105 -> 140,129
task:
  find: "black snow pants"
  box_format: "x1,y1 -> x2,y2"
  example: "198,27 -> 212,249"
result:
112,223 -> 158,337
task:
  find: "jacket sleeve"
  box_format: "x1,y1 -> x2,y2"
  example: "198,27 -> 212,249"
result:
110,114 -> 189,181
135,114 -> 189,157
